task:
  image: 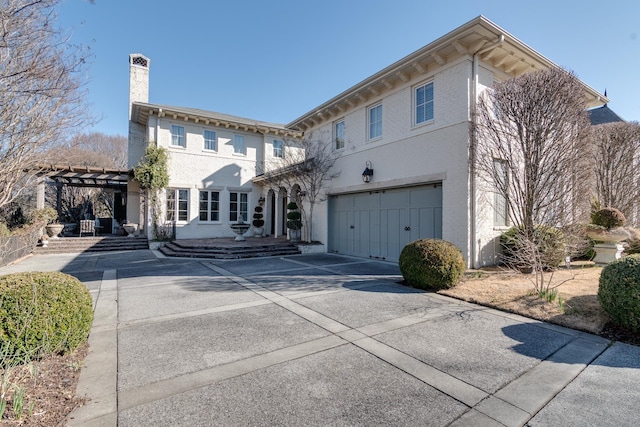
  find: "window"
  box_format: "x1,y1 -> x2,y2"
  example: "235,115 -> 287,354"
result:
415,82 -> 434,125
229,192 -> 248,222
166,188 -> 189,222
335,120 -> 345,150
204,130 -> 217,151
273,140 -> 284,158
368,104 -> 382,140
199,190 -> 219,221
171,125 -> 185,147
233,134 -> 245,155
493,159 -> 508,227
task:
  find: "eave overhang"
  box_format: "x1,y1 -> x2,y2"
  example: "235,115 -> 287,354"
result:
287,16 -> 607,132
131,102 -> 303,139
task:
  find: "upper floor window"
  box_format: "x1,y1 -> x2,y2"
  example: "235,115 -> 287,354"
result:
166,188 -> 189,222
335,120 -> 345,150
233,134 -> 245,155
204,130 -> 217,151
171,125 -> 185,147
415,82 -> 434,125
199,190 -> 220,221
229,192 -> 248,222
368,104 -> 382,140
273,140 -> 284,158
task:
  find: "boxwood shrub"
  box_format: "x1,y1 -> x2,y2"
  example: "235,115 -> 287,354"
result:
598,254 -> 640,332
0,272 -> 93,365
500,225 -> 566,270
399,239 -> 466,290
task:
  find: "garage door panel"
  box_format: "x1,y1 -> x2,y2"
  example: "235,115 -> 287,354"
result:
329,184 -> 442,262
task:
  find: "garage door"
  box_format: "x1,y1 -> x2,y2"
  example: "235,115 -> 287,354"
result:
328,184 -> 442,262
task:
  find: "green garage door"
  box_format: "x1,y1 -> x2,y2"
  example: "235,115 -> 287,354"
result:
328,184 -> 442,262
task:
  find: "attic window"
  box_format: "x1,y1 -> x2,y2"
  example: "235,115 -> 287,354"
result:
131,56 -> 148,68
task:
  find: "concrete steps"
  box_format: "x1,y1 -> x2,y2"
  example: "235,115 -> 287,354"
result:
159,239 -> 301,259
34,236 -> 149,254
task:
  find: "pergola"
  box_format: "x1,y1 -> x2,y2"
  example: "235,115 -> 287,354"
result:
36,164 -> 130,231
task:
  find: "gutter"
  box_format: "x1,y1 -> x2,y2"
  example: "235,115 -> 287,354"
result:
469,35 -> 504,268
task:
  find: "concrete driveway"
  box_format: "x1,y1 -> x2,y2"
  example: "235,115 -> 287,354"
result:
1,250 -> 639,426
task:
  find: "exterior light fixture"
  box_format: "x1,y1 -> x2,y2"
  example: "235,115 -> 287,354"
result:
258,196 -> 265,206
362,161 -> 374,183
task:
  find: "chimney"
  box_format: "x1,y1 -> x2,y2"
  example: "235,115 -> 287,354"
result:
128,53 -> 150,120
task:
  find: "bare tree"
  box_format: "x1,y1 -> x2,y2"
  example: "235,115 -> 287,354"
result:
0,0 -> 92,208
51,133 -> 128,169
591,121 -> 640,224
475,67 -> 592,237
259,131 -> 341,242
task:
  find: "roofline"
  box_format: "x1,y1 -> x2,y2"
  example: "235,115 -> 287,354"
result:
286,15 -> 607,130
131,102 -> 304,138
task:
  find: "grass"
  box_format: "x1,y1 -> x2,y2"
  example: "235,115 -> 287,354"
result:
441,264 -> 610,335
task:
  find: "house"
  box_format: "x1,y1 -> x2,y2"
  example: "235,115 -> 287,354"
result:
127,16 -> 606,267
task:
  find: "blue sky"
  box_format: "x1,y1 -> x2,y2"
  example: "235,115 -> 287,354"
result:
58,0 -> 640,137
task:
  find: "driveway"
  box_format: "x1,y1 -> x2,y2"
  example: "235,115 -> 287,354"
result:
1,250 -> 639,426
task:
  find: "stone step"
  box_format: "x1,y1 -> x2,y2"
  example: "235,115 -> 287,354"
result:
159,241 -> 300,259
34,237 -> 149,254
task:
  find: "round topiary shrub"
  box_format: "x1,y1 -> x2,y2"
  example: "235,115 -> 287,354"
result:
598,254 -> 640,332
500,225 -> 566,270
0,272 -> 94,365
591,207 -> 626,229
399,239 -> 466,290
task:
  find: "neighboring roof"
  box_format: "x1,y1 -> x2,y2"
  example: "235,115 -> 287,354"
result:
588,104 -> 625,125
287,15 -> 608,132
130,103 -> 303,138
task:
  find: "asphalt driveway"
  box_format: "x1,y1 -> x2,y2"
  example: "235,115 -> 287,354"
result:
1,250 -> 639,426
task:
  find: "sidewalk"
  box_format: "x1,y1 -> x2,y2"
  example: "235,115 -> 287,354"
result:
2,250 -> 639,426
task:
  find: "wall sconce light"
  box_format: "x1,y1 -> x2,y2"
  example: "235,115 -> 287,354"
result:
258,196 -> 265,206
362,161 -> 374,183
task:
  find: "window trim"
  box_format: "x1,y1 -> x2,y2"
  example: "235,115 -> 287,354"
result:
229,191 -> 249,222
493,159 -> 509,227
273,139 -> 284,158
166,188 -> 189,223
233,134 -> 246,155
199,190 -> 220,222
367,104 -> 383,141
203,130 -> 217,152
334,120 -> 345,150
414,81 -> 434,127
170,125 -> 186,148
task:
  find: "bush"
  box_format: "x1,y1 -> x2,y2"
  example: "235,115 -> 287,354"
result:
0,272 -> 93,365
591,207 -> 626,229
0,221 -> 9,237
286,202 -> 302,230
598,254 -> 640,332
500,225 -> 566,270
399,239 -> 466,290
624,227 -> 640,256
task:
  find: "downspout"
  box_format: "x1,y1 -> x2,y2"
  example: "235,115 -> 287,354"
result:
470,35 -> 504,268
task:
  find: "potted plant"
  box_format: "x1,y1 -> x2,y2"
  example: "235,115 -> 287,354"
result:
252,206 -> 265,237
286,201 -> 302,242
44,207 -> 64,239
586,207 -> 629,264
